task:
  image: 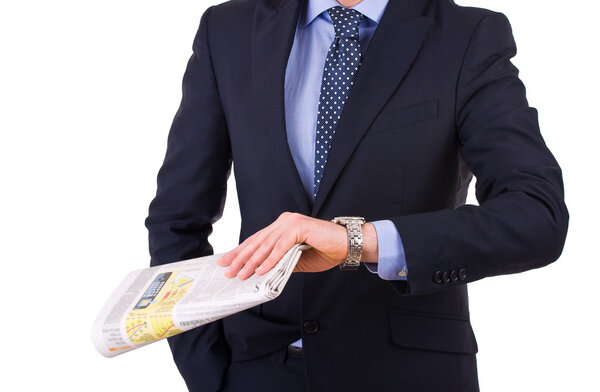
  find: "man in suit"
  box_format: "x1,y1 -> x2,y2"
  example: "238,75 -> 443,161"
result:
145,0 -> 569,390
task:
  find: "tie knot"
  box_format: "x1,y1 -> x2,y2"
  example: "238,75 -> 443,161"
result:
327,6 -> 363,39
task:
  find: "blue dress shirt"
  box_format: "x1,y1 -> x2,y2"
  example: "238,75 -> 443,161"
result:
284,0 -> 408,282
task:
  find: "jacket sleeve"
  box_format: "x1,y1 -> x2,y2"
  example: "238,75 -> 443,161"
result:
387,11 -> 569,296
145,6 -> 232,391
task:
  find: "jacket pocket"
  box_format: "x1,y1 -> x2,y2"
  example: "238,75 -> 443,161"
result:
389,310 -> 478,354
367,99 -> 439,136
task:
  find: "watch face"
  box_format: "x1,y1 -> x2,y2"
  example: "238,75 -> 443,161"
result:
336,217 -> 365,225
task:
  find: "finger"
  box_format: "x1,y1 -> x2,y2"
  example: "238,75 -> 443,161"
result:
223,243 -> 260,278
224,231 -> 280,279
236,234 -> 282,280
255,233 -> 296,276
218,213 -> 298,274
216,226 -> 272,267
216,245 -> 244,267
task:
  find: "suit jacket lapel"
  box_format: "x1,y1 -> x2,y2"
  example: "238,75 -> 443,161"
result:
251,0 -> 434,217
251,0 -> 312,214
311,0 -> 434,217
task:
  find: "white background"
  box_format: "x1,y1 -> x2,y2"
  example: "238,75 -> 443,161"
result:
1,0 -> 598,390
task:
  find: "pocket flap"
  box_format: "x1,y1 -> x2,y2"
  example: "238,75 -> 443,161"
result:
389,311 -> 478,354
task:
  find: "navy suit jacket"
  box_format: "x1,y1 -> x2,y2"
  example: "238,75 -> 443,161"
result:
145,0 -> 569,390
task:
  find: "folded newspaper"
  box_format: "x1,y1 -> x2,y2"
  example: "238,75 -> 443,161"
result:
92,243 -> 310,358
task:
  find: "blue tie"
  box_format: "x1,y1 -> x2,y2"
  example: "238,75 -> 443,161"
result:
313,6 -> 363,199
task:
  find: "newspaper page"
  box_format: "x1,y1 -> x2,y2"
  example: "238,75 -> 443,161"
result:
91,243 -> 310,358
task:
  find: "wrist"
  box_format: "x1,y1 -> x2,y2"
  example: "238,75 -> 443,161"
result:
333,220 -> 378,264
330,217 -> 379,267
361,222 -> 379,263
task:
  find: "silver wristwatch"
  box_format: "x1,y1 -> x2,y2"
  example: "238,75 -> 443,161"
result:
331,216 -> 366,270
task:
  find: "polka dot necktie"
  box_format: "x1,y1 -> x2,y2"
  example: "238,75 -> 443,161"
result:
313,6 -> 363,199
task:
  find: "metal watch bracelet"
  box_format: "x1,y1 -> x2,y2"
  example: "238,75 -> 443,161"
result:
331,216 -> 365,270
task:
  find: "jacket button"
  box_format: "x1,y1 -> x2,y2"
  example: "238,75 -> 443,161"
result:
442,271 -> 450,284
303,320 -> 319,334
458,268 -> 467,281
433,271 -> 443,283
450,270 -> 458,282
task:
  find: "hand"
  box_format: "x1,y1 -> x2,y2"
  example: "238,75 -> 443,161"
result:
216,212 -> 378,280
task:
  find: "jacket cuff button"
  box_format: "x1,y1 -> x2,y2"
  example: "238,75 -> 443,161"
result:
450,269 -> 458,282
458,268 -> 467,281
433,270 -> 443,284
442,271 -> 450,284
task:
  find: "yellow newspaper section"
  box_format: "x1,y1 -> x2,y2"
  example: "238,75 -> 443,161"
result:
125,270 -> 198,344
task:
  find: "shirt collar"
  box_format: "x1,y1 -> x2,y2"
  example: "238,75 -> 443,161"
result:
300,0 -> 389,27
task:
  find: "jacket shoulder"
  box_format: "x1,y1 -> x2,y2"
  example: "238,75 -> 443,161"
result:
431,0 -> 511,41
440,0 -> 495,19
209,0 -> 269,17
